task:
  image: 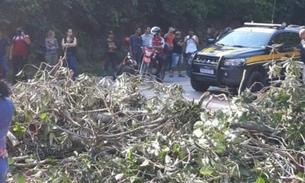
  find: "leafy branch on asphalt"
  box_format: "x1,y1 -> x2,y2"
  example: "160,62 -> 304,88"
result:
6,51 -> 305,182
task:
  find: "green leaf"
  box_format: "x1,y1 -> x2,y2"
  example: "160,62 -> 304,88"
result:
199,167 -> 214,176
46,157 -> 56,163
8,157 -> 14,165
297,172 -> 304,178
200,112 -> 209,122
194,121 -> 204,129
255,177 -> 266,183
215,109 -> 224,118
127,150 -> 133,160
17,175 -> 26,183
40,112 -> 48,120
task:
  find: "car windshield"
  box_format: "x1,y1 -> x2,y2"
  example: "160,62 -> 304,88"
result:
217,30 -> 272,48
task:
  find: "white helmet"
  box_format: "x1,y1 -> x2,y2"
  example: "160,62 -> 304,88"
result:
151,26 -> 161,35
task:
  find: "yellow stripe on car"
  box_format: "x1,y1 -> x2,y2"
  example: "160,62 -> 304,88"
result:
246,51 -> 300,64
201,47 -> 216,53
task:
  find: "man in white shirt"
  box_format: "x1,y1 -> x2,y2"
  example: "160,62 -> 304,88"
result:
184,29 -> 199,76
184,29 -> 199,55
141,26 -> 153,47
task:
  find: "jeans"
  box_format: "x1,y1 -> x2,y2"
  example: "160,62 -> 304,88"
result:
171,53 -> 183,68
0,56 -> 8,79
0,157 -> 8,183
12,55 -> 28,83
45,53 -> 58,65
103,53 -> 117,80
65,53 -> 78,80
155,53 -> 165,74
133,52 -> 142,66
167,51 -> 172,71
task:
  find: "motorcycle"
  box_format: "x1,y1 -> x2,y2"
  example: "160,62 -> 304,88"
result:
140,46 -> 165,83
116,52 -> 138,76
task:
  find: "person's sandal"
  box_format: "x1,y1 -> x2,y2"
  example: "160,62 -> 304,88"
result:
178,74 -> 185,77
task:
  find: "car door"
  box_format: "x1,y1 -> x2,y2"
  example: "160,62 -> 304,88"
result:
268,31 -> 300,79
270,32 -> 299,56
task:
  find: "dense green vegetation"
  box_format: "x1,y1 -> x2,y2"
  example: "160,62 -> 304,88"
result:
1,0 -> 305,74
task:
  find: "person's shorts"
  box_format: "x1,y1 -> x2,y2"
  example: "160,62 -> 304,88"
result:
171,53 -> 183,68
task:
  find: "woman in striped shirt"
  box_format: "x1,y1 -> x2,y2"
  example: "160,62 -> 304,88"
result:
45,30 -> 59,65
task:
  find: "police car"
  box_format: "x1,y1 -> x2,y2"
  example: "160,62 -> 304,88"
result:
189,22 -> 302,92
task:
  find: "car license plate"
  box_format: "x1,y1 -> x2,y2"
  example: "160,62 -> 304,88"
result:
200,68 -> 214,74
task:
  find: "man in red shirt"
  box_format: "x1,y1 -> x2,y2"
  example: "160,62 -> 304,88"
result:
149,26 -> 166,77
9,27 -> 31,83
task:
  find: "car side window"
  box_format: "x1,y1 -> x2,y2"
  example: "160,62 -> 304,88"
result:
284,32 -> 299,49
271,33 -> 286,45
270,32 -> 299,52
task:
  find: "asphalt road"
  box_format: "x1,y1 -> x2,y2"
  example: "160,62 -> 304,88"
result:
143,71 -> 232,111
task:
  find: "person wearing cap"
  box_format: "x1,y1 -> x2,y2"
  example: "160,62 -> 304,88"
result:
103,31 -> 119,80
170,31 -> 184,77
0,31 -> 9,79
9,27 -> 31,83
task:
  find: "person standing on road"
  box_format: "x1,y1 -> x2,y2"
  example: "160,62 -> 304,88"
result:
296,29 -> 305,63
164,27 -> 175,71
141,26 -> 153,47
9,27 -> 31,83
184,29 -> 199,56
170,31 -> 184,77
130,27 -> 143,65
62,29 -> 78,80
0,80 -> 14,183
103,31 -> 119,80
184,29 -> 199,74
45,30 -> 59,65
0,31 -> 9,79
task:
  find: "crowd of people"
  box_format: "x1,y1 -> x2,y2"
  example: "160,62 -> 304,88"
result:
0,27 -> 79,83
0,25 -> 231,83
126,26 -> 200,79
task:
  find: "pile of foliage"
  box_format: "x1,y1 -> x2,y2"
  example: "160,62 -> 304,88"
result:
6,54 -> 305,182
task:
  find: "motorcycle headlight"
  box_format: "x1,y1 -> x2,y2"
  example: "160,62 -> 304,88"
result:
224,58 -> 246,66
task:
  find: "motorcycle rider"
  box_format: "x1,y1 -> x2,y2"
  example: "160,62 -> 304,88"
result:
148,26 -> 166,77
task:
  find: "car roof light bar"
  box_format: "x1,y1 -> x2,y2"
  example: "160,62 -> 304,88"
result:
244,22 -> 283,28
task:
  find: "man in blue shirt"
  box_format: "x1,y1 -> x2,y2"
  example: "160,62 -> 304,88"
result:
129,27 -> 143,65
0,80 -> 14,183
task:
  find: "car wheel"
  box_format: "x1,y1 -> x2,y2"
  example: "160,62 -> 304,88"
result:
243,71 -> 266,92
191,78 -> 209,92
